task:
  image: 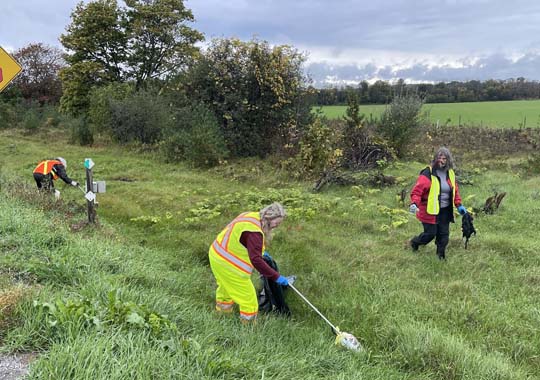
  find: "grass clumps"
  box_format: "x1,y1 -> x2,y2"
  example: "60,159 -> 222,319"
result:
2,128 -> 540,379
388,322 -> 528,380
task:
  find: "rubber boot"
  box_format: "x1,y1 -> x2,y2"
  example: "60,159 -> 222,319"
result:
409,238 -> 419,252
215,301 -> 234,314
240,316 -> 257,326
437,248 -> 446,260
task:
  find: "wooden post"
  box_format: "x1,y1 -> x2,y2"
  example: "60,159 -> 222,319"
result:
85,166 -> 95,223
84,158 -> 96,224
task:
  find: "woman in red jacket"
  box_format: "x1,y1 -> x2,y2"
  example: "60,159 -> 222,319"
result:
409,147 -> 467,260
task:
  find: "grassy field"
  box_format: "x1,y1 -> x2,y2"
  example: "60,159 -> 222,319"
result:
317,99 -> 540,128
1,128 -> 540,379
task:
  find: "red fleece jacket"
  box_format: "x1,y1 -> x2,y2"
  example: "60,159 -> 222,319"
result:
410,167 -> 462,224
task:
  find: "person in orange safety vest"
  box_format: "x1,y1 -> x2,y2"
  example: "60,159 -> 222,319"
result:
209,202 -> 289,323
33,157 -> 79,199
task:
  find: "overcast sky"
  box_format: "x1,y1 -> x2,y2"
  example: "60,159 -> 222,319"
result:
2,0 -> 540,87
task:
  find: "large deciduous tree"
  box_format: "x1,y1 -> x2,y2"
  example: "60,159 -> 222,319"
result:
59,0 -> 203,115
61,0 -> 126,82
13,43 -> 65,103
125,0 -> 202,86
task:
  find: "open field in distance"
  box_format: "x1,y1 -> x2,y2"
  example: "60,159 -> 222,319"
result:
317,99 -> 540,128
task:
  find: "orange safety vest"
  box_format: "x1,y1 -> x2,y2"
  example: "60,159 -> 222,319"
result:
33,160 -> 62,180
209,212 -> 265,278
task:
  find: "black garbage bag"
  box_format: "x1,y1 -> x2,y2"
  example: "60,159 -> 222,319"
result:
258,256 -> 291,316
461,213 -> 477,249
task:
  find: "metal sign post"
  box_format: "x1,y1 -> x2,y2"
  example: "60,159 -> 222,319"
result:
84,158 -> 96,223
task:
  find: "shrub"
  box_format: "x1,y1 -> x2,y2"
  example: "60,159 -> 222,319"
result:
108,90 -> 172,144
88,83 -> 134,136
21,107 -> 41,131
524,153 -> 540,174
68,117 -> 94,146
182,38 -> 313,158
281,116 -> 341,179
341,93 -> 366,167
340,92 -> 394,169
161,103 -> 228,167
0,101 -> 18,129
379,93 -> 425,157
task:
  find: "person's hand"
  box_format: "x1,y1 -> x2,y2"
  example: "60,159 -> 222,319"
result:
71,181 -> 79,187
275,275 -> 289,286
263,250 -> 272,260
409,204 -> 419,214
457,205 -> 467,215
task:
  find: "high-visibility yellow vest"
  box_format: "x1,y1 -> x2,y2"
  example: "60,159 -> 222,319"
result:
209,212 -> 265,278
426,167 -> 456,215
33,160 -> 62,180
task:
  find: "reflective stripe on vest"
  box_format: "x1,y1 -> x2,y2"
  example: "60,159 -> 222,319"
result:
222,214 -> 262,250
211,240 -> 254,275
210,212 -> 264,277
33,160 -> 61,180
426,167 -> 456,215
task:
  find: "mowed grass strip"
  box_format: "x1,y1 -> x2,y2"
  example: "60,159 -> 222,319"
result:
317,99 -> 540,128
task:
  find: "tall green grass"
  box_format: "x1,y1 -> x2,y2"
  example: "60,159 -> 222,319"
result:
317,99 -> 540,128
1,128 -> 540,379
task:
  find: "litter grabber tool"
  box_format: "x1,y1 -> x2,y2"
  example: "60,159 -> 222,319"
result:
288,283 -> 362,352
77,185 -> 86,194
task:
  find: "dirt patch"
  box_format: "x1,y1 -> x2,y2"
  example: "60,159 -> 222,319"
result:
112,176 -> 136,182
0,353 -> 36,380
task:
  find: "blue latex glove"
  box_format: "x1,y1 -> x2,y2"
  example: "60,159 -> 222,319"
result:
263,250 -> 272,260
275,275 -> 289,286
457,205 -> 467,215
409,204 -> 419,214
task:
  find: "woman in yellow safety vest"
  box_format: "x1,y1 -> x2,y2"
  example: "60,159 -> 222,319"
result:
209,202 -> 289,322
409,147 -> 467,260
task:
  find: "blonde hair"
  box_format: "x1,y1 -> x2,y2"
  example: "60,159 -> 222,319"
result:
260,202 -> 286,244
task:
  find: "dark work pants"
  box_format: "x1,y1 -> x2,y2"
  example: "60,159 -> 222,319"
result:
412,206 -> 452,258
34,173 -> 54,191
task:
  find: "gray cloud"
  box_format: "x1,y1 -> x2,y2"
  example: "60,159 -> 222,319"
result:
186,0 -> 540,84
188,0 -> 540,55
1,0 -> 84,50
2,0 -> 540,84
307,52 -> 540,87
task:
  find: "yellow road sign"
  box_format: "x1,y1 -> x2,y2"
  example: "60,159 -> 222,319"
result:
0,46 -> 23,92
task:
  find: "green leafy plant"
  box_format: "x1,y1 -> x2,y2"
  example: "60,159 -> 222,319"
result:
379,93 -> 425,157
33,291 -> 176,337
282,116 -> 342,179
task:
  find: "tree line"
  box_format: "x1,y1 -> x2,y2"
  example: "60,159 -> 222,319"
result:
314,78 -> 540,105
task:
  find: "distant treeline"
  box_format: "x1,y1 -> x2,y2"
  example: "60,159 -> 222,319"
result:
314,78 -> 540,105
